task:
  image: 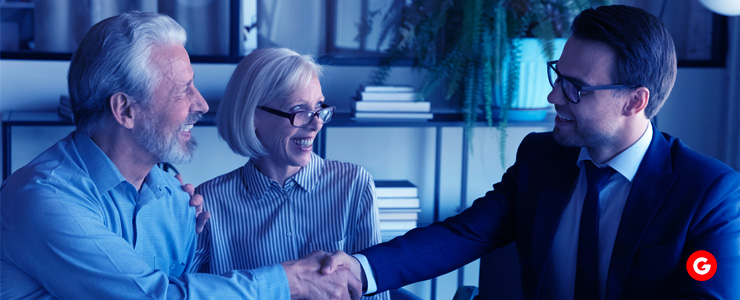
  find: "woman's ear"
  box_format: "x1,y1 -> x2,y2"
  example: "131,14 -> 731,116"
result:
623,87 -> 650,117
109,92 -> 136,129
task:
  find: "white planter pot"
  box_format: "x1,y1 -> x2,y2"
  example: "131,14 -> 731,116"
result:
497,38 -> 566,121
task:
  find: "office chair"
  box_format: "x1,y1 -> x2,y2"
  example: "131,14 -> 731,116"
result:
454,242 -> 522,300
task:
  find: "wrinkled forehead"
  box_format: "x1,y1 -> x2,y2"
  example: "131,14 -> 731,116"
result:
149,44 -> 193,84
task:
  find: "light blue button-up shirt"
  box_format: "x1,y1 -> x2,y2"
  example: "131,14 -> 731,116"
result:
1,132 -> 288,299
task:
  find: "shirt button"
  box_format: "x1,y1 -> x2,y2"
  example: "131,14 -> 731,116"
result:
286,232 -> 292,237
170,264 -> 176,270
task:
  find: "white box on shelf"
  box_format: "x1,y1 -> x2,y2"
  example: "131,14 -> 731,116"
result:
354,112 -> 433,120
359,91 -> 422,101
376,197 -> 420,209
361,85 -> 414,93
354,101 -> 430,112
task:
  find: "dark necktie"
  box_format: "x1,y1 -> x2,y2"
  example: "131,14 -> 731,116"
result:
575,160 -> 615,300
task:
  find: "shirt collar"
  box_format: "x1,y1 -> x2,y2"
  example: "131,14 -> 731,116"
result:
243,152 -> 324,198
72,132 -> 127,193
577,122 -> 653,182
143,165 -> 173,198
292,152 -> 323,193
243,160 -> 273,199
74,132 -> 172,201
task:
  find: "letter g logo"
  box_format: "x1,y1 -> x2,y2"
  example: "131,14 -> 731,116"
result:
686,250 -> 717,281
693,257 -> 709,275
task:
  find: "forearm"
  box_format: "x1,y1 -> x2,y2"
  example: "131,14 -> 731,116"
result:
182,264 -> 290,299
360,190 -> 514,292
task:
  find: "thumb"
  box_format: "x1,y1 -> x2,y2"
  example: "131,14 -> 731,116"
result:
320,256 -> 337,275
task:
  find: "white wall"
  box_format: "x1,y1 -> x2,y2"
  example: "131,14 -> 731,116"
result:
658,67 -> 727,160
0,58 -> 731,300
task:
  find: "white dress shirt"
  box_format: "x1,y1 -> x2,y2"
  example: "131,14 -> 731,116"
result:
543,123 -> 652,299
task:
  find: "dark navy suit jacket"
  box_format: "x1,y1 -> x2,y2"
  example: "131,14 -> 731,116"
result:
361,128 -> 740,299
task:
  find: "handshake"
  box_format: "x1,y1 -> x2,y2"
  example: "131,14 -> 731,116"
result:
281,250 -> 365,300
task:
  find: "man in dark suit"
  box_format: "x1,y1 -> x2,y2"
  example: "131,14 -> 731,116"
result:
322,5 -> 740,299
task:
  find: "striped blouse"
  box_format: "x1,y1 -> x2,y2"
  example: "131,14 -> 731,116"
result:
191,152 -> 388,299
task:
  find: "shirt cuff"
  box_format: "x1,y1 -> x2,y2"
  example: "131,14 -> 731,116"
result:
353,253 -> 377,294
252,264 -> 291,299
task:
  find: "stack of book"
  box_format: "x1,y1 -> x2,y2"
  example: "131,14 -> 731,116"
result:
354,85 -> 433,121
375,180 -> 421,242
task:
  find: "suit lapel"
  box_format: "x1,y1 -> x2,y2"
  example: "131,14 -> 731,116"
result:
605,129 -> 677,300
530,145 -> 580,294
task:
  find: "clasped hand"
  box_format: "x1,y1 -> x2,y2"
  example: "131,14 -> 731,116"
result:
282,250 -> 363,300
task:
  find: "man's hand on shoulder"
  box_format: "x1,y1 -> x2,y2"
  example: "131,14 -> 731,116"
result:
175,174 -> 210,233
281,250 -> 362,300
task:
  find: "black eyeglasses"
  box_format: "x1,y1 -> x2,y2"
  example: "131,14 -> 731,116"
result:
258,104 -> 335,128
547,60 -> 640,104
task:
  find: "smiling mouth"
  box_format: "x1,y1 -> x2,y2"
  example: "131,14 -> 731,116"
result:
557,113 -> 574,121
180,114 -> 202,132
181,124 -> 194,132
291,138 -> 314,148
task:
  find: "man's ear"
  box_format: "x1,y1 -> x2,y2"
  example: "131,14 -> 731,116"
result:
109,92 -> 136,129
623,87 -> 649,117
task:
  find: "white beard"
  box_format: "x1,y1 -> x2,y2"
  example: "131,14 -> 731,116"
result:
134,112 -> 199,164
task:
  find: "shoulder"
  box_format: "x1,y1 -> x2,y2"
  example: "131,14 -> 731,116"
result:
519,132 -> 561,150
5,134 -> 81,184
516,131 -> 575,165
663,133 -> 738,180
657,133 -> 740,213
2,136 -> 95,204
318,157 -> 373,183
1,140 -> 103,233
195,166 -> 247,199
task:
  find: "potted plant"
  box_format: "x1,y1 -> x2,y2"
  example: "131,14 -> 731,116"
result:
371,0 -> 608,165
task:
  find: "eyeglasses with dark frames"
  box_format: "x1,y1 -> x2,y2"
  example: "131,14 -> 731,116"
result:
258,103 -> 335,128
547,60 -> 640,104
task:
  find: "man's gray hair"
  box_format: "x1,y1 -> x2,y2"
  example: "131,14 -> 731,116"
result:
67,11 -> 187,134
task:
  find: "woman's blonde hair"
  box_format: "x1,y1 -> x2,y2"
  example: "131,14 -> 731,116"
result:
217,48 -> 322,158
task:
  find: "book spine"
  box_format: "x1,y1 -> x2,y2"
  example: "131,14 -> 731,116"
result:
354,101 -> 430,112
359,92 -> 421,101
354,112 -> 433,120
